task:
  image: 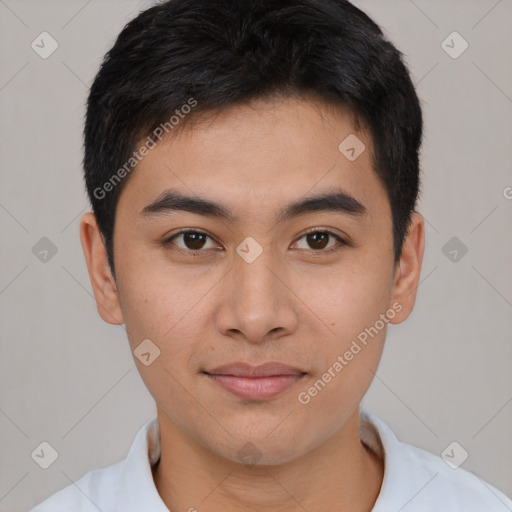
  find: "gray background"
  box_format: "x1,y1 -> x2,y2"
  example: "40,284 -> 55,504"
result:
0,0 -> 511,510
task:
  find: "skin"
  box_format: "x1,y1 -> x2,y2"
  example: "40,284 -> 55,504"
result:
80,95 -> 424,511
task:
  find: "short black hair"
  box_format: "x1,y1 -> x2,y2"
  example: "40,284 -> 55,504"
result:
84,0 -> 423,278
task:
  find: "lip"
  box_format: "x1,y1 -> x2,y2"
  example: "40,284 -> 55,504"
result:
203,362 -> 307,400
206,362 -> 306,377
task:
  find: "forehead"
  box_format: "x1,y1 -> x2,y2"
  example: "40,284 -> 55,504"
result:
118,96 -> 389,225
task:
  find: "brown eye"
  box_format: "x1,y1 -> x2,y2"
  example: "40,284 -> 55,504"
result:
294,230 -> 346,252
182,232 -> 208,250
306,232 -> 329,250
165,230 -> 218,255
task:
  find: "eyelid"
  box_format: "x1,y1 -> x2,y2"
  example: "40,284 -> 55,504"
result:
165,229 -> 221,254
297,226 -> 347,240
292,227 -> 349,251
163,227 -> 349,255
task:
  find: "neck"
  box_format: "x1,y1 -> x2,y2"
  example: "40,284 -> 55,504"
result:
152,408 -> 383,512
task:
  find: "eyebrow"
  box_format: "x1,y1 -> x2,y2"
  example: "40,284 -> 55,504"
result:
140,187 -> 367,223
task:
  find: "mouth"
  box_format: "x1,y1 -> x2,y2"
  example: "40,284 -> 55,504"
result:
202,362 -> 307,401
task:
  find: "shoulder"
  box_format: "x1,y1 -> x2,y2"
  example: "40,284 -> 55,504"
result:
29,417 -> 161,512
361,411 -> 512,511
398,441 -> 512,511
29,461 -> 123,512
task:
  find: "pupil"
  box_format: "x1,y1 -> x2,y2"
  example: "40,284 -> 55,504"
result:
184,232 -> 205,250
182,232 -> 330,251
308,232 -> 328,250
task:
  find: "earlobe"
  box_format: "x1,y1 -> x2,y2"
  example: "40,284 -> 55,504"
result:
389,212 -> 425,324
79,212 -> 124,325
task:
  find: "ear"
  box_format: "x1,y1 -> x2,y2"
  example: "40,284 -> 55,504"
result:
79,212 -> 124,325
389,212 -> 425,324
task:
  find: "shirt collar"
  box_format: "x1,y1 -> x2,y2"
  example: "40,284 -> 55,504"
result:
114,410 -> 410,511
115,417 -> 168,511
360,410 -> 438,512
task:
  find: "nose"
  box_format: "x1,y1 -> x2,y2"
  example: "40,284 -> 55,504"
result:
214,244 -> 299,344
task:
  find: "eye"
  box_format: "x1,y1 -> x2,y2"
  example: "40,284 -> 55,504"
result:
163,228 -> 348,257
292,229 -> 347,253
164,229 -> 220,255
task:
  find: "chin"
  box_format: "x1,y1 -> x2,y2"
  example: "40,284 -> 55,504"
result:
198,425 -> 318,467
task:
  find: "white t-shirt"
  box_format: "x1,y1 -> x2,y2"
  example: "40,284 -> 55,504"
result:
30,410 -> 512,511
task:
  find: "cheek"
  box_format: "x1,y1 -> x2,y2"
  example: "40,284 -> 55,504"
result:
294,273 -> 390,424
117,268 -> 211,419
116,256 -> 223,402
292,250 -> 393,417
294,252 -> 393,340
117,253 -> 213,339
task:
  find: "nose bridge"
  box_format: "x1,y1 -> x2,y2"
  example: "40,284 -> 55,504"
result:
216,240 -> 297,341
234,240 -> 283,310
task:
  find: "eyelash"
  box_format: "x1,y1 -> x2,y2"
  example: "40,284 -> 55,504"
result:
163,228 -> 348,257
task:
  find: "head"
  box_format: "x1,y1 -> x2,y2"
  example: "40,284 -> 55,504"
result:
80,0 -> 425,465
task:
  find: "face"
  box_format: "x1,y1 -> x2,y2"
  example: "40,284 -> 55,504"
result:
81,96 -> 424,465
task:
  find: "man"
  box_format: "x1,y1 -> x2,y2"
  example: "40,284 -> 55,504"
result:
31,0 -> 512,510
